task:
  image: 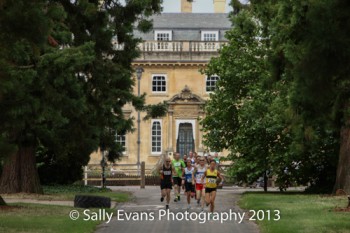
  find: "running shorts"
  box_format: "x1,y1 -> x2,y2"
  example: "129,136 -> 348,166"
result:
205,187 -> 217,193
185,182 -> 195,192
195,183 -> 204,191
172,177 -> 182,186
160,181 -> 172,190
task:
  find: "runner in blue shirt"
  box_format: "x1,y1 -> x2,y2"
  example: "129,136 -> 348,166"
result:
182,159 -> 195,209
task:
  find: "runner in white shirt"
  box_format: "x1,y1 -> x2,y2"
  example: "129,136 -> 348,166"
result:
192,157 -> 207,211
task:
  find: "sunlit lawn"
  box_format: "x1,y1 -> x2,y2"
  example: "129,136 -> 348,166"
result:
0,185 -> 130,233
0,203 -> 114,233
239,192 -> 350,233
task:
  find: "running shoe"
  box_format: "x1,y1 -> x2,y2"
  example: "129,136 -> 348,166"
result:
166,205 -> 169,209
174,198 -> 178,202
160,197 -> 164,202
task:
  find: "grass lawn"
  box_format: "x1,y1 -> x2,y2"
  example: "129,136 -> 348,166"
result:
239,192 -> 350,233
0,203 -> 113,233
2,185 -> 131,202
43,185 -> 131,202
0,185 -> 131,233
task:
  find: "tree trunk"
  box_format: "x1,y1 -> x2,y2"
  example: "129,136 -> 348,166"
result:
0,150 -> 21,193
333,120 -> 350,194
0,146 -> 43,194
263,171 -> 268,192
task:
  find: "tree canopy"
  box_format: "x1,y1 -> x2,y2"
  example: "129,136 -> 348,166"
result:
202,0 -> 350,193
0,0 -> 165,193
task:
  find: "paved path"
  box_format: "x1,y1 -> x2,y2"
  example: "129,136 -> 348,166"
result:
96,186 -> 260,233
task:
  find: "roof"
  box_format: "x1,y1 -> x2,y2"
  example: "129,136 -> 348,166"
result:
149,13 -> 231,29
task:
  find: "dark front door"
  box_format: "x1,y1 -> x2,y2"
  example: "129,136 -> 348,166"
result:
176,123 -> 195,158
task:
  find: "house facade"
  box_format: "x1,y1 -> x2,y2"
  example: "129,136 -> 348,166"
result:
89,0 -> 231,170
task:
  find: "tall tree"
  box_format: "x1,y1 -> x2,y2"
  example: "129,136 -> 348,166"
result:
0,0 -> 163,193
253,0 -> 350,192
202,0 -> 347,192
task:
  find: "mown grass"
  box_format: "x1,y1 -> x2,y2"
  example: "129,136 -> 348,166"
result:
2,185 -> 130,202
43,185 -> 131,202
239,192 -> 350,233
0,185 -> 130,233
0,203 -> 113,233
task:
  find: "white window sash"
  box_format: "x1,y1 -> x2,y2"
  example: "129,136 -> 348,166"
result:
201,31 -> 219,41
154,30 -> 173,41
151,74 -> 167,93
116,134 -> 127,154
206,75 -> 219,92
151,119 -> 162,154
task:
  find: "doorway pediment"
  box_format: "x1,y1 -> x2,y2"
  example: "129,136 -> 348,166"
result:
167,85 -> 205,105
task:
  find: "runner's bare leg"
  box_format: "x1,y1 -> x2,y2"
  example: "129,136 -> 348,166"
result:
166,189 -> 171,204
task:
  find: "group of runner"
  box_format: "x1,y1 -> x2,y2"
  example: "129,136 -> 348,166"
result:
159,151 -> 223,212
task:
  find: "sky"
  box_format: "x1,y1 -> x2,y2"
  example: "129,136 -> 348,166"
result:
162,0 -> 233,13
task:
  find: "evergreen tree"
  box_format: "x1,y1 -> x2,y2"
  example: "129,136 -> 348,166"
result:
0,0 -> 163,193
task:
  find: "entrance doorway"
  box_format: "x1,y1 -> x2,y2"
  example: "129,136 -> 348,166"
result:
176,123 -> 195,158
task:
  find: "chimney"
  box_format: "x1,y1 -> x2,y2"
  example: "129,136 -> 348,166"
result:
181,0 -> 192,13
213,0 -> 226,13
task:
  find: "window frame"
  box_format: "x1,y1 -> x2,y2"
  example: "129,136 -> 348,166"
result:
151,74 -> 167,93
205,75 -> 220,93
154,30 -> 173,41
116,133 -> 127,155
151,119 -> 162,155
201,31 -> 219,41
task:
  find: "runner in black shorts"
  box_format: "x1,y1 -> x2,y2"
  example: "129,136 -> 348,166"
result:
171,153 -> 185,202
202,160 -> 224,214
159,157 -> 173,209
182,159 -> 195,209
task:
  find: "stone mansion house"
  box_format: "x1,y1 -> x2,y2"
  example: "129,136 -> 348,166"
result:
89,0 -> 231,171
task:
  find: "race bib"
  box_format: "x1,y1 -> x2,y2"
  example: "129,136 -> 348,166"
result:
208,178 -> 216,184
196,174 -> 203,179
163,171 -> 171,175
187,178 -> 192,183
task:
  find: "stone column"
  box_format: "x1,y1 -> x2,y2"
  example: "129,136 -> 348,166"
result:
168,110 -> 174,152
198,110 -> 205,153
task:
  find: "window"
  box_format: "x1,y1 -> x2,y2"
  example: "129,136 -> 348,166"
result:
201,31 -> 219,51
152,75 -> 166,93
201,31 -> 219,41
156,32 -> 171,41
116,133 -> 127,153
151,120 -> 162,154
206,76 -> 219,92
155,30 -> 172,41
155,31 -> 172,50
